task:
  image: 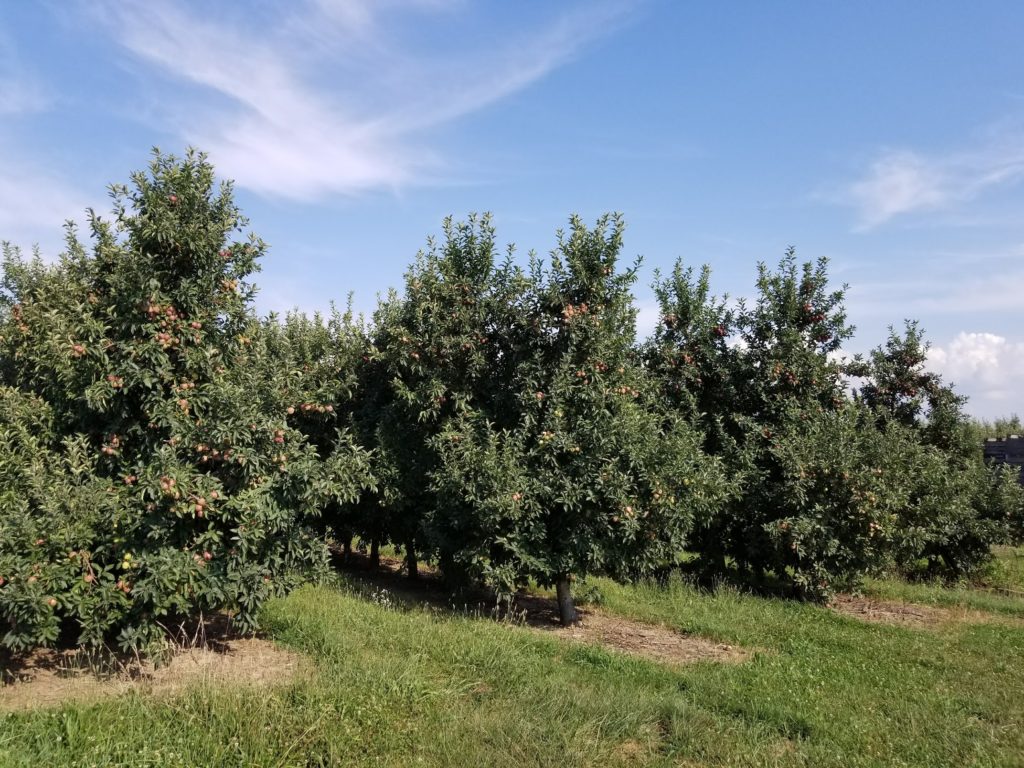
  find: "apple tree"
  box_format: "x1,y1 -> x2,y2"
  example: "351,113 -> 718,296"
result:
642,261 -> 746,577
852,322 -> 1020,577
354,215 -> 517,578
0,150 -> 371,651
434,215 -> 727,622
252,307 -> 375,559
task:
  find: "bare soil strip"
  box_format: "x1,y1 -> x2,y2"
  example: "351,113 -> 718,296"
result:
829,595 -> 952,628
828,594 -> 1022,629
1,636 -> 304,712
527,605 -> 749,666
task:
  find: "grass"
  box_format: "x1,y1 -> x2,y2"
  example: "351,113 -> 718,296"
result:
982,546 -> 1024,593
0,553 -> 1022,767
865,546 -> 1024,617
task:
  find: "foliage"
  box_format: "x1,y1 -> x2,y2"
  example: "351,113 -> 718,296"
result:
853,323 -> 1021,576
252,307 -> 375,547
433,215 -> 728,620
0,150 -> 371,651
349,215 -> 524,575
0,388 -> 127,649
736,403 -> 902,598
1,147 -> 1019,650
644,261 -> 741,455
647,252 -> 863,596
727,253 -> 859,594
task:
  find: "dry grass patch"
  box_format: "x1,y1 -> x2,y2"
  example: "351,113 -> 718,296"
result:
828,594 -> 1023,629
0,635 -> 305,713
515,594 -> 749,666
541,609 -> 749,665
830,594 -> 952,628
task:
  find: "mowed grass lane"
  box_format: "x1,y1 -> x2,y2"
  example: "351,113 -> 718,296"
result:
1,552 -> 1023,767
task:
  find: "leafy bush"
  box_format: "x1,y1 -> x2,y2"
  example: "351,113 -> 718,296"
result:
252,308 -> 375,553
0,388 -> 127,649
732,403 -> 898,598
349,215 -> 530,577
648,252 -> 866,596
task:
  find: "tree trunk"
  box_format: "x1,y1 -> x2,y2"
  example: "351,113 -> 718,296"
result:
405,538 -> 418,580
342,536 -> 352,562
556,575 -> 577,625
370,538 -> 380,569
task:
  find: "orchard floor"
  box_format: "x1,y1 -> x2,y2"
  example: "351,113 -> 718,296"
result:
1,549 -> 1023,767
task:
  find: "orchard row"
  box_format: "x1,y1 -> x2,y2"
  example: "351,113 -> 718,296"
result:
1,150 -> 1020,651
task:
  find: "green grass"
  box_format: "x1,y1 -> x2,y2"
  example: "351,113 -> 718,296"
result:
864,546 -> 1024,617
1,562 -> 1023,767
982,546 -> 1024,593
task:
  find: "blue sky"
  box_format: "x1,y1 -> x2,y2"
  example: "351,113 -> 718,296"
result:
2,1 -> 1023,419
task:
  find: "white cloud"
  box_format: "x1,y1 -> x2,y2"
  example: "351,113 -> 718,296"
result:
928,332 -> 1024,419
848,151 -> 948,228
0,145 -> 92,254
843,127 -> 1024,229
95,0 -> 632,200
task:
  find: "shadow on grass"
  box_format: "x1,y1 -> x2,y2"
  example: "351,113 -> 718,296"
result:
329,546 -> 808,624
328,549 -> 560,626
327,549 -> 751,667
673,559 -> 805,601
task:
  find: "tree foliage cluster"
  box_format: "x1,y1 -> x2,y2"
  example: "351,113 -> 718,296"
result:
1,151 -> 1020,650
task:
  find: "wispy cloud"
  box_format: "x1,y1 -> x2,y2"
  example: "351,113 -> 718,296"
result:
0,34 -> 49,115
847,151 -> 949,229
0,78 -> 49,115
93,0 -> 633,200
0,145 -> 92,253
842,125 -> 1024,229
851,259 -> 1024,319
